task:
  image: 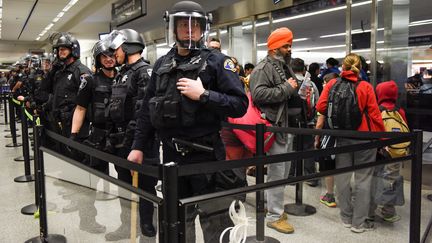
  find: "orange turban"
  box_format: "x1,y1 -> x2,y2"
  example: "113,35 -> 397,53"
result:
267,27 -> 293,50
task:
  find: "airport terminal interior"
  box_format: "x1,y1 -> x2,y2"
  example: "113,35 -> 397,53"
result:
0,0 -> 431,242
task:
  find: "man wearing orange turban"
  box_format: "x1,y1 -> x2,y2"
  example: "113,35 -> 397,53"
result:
249,27 -> 298,234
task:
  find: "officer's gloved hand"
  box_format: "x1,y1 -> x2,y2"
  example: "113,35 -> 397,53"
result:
70,133 -> 79,141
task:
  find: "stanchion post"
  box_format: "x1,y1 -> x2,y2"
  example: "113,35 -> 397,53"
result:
246,123 -> 279,243
162,162 -> 179,243
25,124 -> 66,243
410,130 -> 423,243
3,93 -> 8,125
284,133 -> 316,216
5,96 -> 22,147
13,105 -> 34,183
21,114 -> 41,215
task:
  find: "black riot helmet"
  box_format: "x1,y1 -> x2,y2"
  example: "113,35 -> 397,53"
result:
92,40 -> 115,70
104,29 -> 145,55
30,55 -> 41,69
52,33 -> 81,58
164,1 -> 212,50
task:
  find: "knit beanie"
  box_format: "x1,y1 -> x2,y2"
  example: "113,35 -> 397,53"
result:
267,27 -> 293,50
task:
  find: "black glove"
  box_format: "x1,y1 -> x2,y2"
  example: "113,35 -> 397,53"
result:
70,133 -> 78,141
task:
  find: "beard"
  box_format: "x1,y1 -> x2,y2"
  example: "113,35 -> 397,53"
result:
274,50 -> 291,64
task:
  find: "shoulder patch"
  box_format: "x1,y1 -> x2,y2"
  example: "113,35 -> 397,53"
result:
146,68 -> 153,77
223,59 -> 237,72
79,75 -> 89,90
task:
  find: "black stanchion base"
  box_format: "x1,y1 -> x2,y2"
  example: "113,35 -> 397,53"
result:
4,134 -> 21,138
14,174 -> 35,183
5,142 -> 22,147
21,202 -> 57,215
14,155 -> 34,161
284,203 -> 317,216
25,234 -> 66,243
21,204 -> 38,215
245,236 -> 280,243
427,194 -> 432,201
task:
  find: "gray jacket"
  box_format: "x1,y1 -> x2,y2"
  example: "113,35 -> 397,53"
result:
249,55 -> 296,128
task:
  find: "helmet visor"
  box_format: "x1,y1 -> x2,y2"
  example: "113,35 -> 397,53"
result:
103,30 -> 127,51
167,12 -> 208,50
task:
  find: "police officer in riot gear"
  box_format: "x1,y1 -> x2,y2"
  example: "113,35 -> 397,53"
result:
67,40 -> 118,234
128,1 -> 248,242
103,28 -> 158,241
40,33 -> 91,141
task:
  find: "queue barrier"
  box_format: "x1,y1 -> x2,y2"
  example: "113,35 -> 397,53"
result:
27,120 -> 426,243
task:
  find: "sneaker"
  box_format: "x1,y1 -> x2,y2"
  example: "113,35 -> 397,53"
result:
383,214 -> 401,223
342,220 -> 352,228
266,213 -> 294,234
350,221 -> 375,233
320,193 -> 337,207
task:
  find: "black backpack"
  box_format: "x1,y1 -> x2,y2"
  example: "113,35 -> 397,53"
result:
326,77 -> 363,130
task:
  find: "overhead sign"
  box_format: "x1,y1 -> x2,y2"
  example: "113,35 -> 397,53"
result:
409,35 -> 432,47
111,0 -> 147,27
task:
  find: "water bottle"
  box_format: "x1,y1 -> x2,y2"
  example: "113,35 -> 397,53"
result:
298,71 -> 311,100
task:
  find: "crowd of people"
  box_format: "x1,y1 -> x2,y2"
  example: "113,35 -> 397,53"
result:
1,0 -> 430,242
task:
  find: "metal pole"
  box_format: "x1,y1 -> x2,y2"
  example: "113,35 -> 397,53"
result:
284,134 -> 316,216
14,105 -> 34,183
5,97 -> 22,147
410,130 -> 422,243
25,124 -> 66,243
246,124 -> 279,242
21,114 -> 42,215
3,94 -> 8,125
370,0 -> 378,87
163,162 -> 179,243
345,0 -> 352,54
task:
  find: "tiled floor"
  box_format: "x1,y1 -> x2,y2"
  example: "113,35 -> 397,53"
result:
0,116 -> 431,243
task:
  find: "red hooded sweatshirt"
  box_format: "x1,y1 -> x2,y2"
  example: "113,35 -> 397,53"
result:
316,70 -> 385,132
375,80 -> 407,123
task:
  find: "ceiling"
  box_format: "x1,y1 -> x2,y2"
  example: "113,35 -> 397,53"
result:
0,0 -> 243,64
0,0 -> 430,65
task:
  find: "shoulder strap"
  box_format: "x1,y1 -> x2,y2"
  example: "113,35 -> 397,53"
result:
269,62 -> 288,125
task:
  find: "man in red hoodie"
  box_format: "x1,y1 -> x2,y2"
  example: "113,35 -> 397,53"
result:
316,53 -> 385,233
372,80 -> 407,223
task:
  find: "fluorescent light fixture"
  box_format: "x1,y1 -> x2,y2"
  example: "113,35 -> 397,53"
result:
409,19 -> 432,25
36,0 -> 79,40
320,28 -> 383,39
45,23 -> 54,30
156,43 -> 167,47
293,38 -> 309,42
412,60 -> 432,63
273,6 -> 346,23
257,43 -> 267,47
294,44 -> 346,52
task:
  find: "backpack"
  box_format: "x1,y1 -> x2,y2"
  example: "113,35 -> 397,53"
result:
326,77 -> 363,130
380,106 -> 410,158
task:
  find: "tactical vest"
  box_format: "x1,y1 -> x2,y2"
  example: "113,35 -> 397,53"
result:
149,49 -> 212,129
91,72 -> 112,125
52,61 -> 90,113
109,59 -> 150,124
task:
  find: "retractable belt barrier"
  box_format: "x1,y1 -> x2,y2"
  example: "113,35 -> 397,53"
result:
34,120 -> 422,243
